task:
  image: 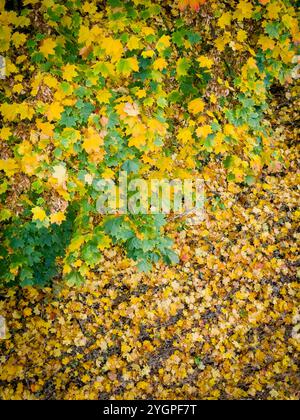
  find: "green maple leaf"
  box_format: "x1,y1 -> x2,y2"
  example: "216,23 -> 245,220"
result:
176,58 -> 191,78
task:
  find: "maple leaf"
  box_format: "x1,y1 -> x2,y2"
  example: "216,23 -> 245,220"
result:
235,1 -> 253,20
128,135 -> 146,149
156,35 -> 171,52
197,55 -> 213,69
124,102 -> 139,116
104,37 -> 123,62
62,64 -> 78,81
52,164 -> 68,186
96,89 -> 112,104
266,3 -> 281,20
39,38 -> 57,57
127,36 -> 141,51
50,212 -> 66,225
188,98 -> 205,114
142,49 -> 155,59
82,127 -> 104,154
176,57 -> 191,77
21,154 -> 40,176
178,0 -> 206,12
135,89 -> 147,99
23,308 -> 32,317
97,234 -> 112,251
11,32 -> 27,48
32,206 -> 47,222
218,12 -> 232,29
0,24 -> 11,52
196,125 -> 213,138
0,103 -> 18,121
46,102 -> 64,121
237,29 -> 247,43
0,158 -> 18,175
128,122 -> 147,149
258,36 -> 275,51
116,57 -> 139,76
93,61 -> 115,78
177,127 -> 193,144
0,127 -> 11,140
153,58 -> 167,71
18,103 -> 35,120
36,121 -> 54,137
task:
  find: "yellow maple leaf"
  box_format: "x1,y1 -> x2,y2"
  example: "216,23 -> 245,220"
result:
21,154 -> 40,176
0,158 -> 18,175
97,235 -> 112,251
12,83 -> 23,94
224,123 -> 237,138
235,1 -> 253,20
102,168 -> 115,179
82,1 -> 97,14
153,57 -> 167,71
82,127 -> 104,154
142,49 -> 155,58
46,102 -> 64,121
258,36 -> 275,51
188,98 -> 205,115
197,55 -> 213,69
23,308 -> 32,317
104,37 -> 123,62
81,375 -> 90,384
137,381 -> 148,390
62,64 -> 78,81
0,127 -> 11,140
36,121 -> 54,137
215,32 -> 231,51
218,12 -> 231,29
0,103 -> 18,121
156,35 -> 171,52
237,29 -> 247,43
127,35 -> 141,51
128,135 -> 146,149
266,2 -> 281,20
210,93 -> 217,104
128,122 -> 147,149
11,32 -> 27,48
177,127 -> 193,144
0,25 -> 11,52
39,38 -> 57,57
214,132 -> 227,154
196,125 -> 212,138
78,24 -> 91,46
18,103 -> 35,120
50,212 -> 66,225
135,89 -> 147,99
32,206 -> 47,222
69,236 -> 85,253
96,89 -> 112,104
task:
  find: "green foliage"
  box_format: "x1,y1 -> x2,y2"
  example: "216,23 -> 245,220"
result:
0,215 -> 73,287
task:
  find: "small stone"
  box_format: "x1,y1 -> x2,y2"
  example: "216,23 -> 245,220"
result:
0,316 -> 7,339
